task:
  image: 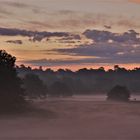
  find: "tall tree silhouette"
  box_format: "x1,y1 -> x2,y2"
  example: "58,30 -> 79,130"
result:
0,50 -> 25,111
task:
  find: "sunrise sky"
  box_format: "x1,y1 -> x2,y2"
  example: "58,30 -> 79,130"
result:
0,0 -> 140,70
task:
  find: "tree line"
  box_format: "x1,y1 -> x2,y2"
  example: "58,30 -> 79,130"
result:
17,64 -> 140,98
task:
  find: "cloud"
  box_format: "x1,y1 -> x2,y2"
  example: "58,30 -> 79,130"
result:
0,27 -> 33,36
0,27 -> 83,42
57,13 -> 108,30
23,58 -> 87,66
0,1 -> 139,32
50,43 -> 140,64
51,42 -> 136,56
6,40 -> 23,45
60,35 -> 81,41
0,27 -> 70,41
47,29 -> 140,65
23,47 -> 140,67
22,57 -> 107,67
0,7 -> 13,15
27,21 -> 56,29
104,25 -> 111,29
53,10 -> 140,31
1,1 -> 30,8
57,10 -> 77,15
83,29 -> 140,43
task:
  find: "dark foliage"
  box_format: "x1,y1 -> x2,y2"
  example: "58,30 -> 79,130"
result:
107,85 -> 131,101
23,74 -> 48,99
49,81 -> 73,97
0,50 -> 25,112
17,65 -> 140,95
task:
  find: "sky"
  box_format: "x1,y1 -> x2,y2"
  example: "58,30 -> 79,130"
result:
0,0 -> 140,70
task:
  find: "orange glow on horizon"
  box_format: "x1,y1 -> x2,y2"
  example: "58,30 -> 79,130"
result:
16,61 -> 140,71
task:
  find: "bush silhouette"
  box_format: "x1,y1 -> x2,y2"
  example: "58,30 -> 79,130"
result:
0,50 -> 25,112
107,85 -> 130,101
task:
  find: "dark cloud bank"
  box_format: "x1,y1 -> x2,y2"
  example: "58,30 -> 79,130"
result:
83,29 -> 140,43
0,27 -> 70,42
43,29 -> 140,66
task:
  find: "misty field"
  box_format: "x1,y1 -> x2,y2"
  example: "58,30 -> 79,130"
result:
1,95 -> 140,140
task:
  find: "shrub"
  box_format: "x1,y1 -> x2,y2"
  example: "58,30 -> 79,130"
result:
107,85 -> 130,101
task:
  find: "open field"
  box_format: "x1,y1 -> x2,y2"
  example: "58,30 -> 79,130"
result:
1,96 -> 140,140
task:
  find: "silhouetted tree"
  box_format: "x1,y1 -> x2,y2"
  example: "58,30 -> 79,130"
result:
0,50 -> 25,111
49,81 -> 73,97
23,74 -> 47,99
98,67 -> 105,72
107,85 -> 131,101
